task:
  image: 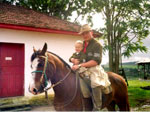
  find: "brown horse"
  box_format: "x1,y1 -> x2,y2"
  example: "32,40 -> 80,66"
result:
29,43 -> 130,111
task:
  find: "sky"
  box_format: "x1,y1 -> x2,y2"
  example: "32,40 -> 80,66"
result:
70,13 -> 150,65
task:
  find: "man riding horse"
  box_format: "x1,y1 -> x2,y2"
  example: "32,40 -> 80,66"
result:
71,24 -> 112,110
29,24 -> 130,111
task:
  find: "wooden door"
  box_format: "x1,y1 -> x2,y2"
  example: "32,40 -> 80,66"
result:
0,43 -> 24,98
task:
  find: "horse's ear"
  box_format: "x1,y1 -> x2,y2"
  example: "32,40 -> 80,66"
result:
33,46 -> 37,53
41,43 -> 47,55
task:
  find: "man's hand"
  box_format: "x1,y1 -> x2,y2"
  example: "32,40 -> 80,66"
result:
74,59 -> 80,65
71,65 -> 80,71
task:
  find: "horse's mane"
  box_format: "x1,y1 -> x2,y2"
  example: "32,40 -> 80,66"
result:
48,51 -> 71,69
31,50 -> 71,69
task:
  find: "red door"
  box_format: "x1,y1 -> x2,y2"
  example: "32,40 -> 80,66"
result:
0,43 -> 24,98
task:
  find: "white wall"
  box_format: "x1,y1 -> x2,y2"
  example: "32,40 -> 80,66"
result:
0,28 -> 82,96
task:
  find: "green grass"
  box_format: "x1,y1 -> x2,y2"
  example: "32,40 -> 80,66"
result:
128,79 -> 150,108
28,94 -> 54,107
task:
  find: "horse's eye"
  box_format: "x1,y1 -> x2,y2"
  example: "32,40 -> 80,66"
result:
38,63 -> 43,67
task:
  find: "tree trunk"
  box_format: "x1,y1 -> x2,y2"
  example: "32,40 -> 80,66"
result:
108,34 -> 120,73
105,1 -> 120,74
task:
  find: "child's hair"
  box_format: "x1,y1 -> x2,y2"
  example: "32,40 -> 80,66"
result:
75,40 -> 83,45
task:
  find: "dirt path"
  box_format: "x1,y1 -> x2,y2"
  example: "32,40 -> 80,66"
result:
29,105 -> 150,112
30,105 -> 55,111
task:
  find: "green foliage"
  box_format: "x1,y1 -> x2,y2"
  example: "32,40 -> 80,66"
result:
2,0 -> 87,20
104,62 -> 139,79
123,67 -> 138,79
86,0 -> 150,72
122,42 -> 148,58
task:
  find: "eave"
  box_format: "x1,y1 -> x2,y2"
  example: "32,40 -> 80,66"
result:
0,23 -> 79,36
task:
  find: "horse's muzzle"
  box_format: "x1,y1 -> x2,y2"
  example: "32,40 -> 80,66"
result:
28,85 -> 38,95
29,84 -> 45,95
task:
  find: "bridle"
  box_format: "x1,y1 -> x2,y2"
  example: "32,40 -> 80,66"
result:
31,52 -> 49,88
31,52 -> 72,91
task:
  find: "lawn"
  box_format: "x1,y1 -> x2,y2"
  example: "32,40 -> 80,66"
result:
28,94 -> 54,107
128,79 -> 150,111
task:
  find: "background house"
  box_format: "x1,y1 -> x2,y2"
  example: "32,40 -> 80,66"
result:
0,4 -> 101,98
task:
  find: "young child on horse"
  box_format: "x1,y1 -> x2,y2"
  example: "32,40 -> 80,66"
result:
69,40 -> 91,78
69,40 -> 86,64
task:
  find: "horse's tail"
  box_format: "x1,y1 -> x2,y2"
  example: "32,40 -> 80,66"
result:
120,76 -> 130,111
125,93 -> 130,111
121,76 -> 130,111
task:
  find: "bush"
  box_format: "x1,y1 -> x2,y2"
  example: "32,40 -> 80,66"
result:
103,64 -> 139,79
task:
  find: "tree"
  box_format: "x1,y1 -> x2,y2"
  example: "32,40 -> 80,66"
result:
85,0 -> 150,73
2,0 -> 87,20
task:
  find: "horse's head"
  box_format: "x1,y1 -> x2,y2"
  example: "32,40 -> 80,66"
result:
29,43 -> 72,95
29,43 -> 52,95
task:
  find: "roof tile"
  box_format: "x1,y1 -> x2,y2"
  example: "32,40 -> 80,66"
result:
0,3 -> 80,32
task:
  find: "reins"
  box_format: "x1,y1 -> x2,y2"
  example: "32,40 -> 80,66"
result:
44,68 -> 71,91
54,70 -> 78,108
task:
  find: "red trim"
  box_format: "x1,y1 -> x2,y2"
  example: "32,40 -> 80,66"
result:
0,23 -> 80,36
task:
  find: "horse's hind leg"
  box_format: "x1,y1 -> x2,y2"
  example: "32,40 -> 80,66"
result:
117,102 -> 130,111
106,101 -> 116,111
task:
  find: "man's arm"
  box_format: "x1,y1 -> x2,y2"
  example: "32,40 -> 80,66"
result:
80,60 -> 97,68
71,60 -> 97,70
